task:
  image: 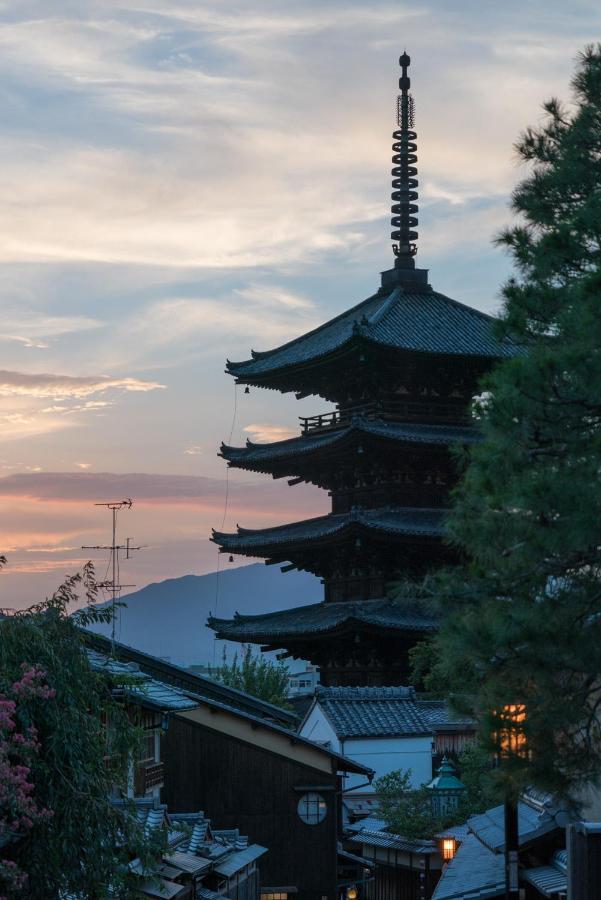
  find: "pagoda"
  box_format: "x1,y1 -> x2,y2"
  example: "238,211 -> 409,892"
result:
209,54 -> 517,686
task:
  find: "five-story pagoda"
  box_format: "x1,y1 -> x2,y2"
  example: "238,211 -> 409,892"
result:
209,54 -> 516,686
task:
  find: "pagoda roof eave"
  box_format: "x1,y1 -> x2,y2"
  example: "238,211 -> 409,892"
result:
208,598 -> 440,643
226,286 -> 521,387
211,507 -> 446,556
220,417 -> 480,471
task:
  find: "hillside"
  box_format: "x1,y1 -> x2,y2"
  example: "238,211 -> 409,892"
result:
85,563 -> 319,667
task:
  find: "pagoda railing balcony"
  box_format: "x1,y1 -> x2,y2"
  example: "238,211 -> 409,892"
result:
300,399 -> 470,434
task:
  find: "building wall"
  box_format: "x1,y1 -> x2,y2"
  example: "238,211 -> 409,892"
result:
300,705 -> 341,752
300,707 -> 433,791
163,714 -> 340,900
341,736 -> 433,792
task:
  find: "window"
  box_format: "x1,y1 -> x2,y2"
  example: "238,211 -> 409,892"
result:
261,894 -> 288,900
297,792 -> 327,825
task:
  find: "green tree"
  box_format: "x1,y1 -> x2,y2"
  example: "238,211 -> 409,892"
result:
376,746 -> 495,840
215,644 -> 291,709
421,45 -> 601,802
0,563 -> 165,898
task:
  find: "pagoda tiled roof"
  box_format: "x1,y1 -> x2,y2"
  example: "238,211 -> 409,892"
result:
221,417 -> 479,467
208,597 -> 440,641
227,286 -> 519,381
212,507 -> 446,552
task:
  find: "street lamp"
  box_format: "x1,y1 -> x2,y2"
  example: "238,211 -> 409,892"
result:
441,838 -> 456,861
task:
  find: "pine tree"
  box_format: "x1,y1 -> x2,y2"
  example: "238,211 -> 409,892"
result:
426,46 -> 601,802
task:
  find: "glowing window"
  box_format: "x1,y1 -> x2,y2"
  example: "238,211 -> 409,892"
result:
297,792 -> 327,825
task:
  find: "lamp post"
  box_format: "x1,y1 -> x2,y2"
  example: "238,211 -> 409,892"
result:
428,755 -> 466,819
495,704 -> 527,900
428,756 -> 465,870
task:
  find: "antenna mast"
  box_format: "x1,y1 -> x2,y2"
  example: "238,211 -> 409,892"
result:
82,499 -> 142,654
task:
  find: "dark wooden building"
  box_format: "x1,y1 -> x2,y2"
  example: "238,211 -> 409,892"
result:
209,54 -> 519,686
83,631 -> 372,900
163,695 -> 371,900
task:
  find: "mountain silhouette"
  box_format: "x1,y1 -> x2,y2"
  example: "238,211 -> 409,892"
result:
85,563 -> 319,668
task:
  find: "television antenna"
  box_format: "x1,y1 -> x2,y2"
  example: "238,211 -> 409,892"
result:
82,499 -> 144,653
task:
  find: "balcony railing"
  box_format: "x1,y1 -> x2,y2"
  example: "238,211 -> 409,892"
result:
299,399 -> 469,434
134,760 -> 164,795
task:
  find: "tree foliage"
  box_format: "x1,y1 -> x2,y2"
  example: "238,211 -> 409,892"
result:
0,563 -> 165,898
376,745 -> 495,840
215,644 -> 291,709
419,45 -> 601,802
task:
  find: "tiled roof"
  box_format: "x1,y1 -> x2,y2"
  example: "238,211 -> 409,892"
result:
83,631 -> 297,726
347,829 -> 436,854
222,418 -> 479,467
314,686 -> 431,738
521,864 -> 567,897
347,817 -> 388,834
468,800 -> 558,853
227,286 -> 519,381
140,878 -> 187,899
212,844 -> 268,877
84,632 -> 371,777
416,700 -> 475,730
86,649 -> 198,711
208,598 -> 440,641
212,507 -> 446,552
431,833 -> 504,900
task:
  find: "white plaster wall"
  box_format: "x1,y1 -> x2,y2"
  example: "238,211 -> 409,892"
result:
300,703 -> 341,752
340,734 -> 434,792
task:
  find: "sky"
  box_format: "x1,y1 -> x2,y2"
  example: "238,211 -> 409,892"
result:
0,0 -> 598,609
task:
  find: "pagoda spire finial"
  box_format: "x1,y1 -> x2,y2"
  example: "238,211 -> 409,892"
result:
391,51 -> 418,268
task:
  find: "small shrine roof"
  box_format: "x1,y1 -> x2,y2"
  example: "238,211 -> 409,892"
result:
212,507 -> 446,552
314,685 -> 431,738
208,597 -> 439,641
227,287 -> 519,382
222,418 -> 479,466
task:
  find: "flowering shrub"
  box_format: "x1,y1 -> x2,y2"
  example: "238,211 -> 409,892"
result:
0,666 -> 54,899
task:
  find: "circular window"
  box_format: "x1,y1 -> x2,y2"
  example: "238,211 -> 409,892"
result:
297,792 -> 327,825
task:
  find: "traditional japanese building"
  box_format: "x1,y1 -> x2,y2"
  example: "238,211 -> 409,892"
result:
209,54 -> 517,686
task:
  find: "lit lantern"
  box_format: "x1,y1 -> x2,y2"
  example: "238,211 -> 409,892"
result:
347,886 -> 358,900
428,756 -> 466,818
441,837 -> 456,861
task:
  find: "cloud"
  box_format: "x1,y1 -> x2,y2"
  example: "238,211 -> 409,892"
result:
183,445 -> 204,456
0,470 -> 324,509
0,312 -> 102,350
0,371 -> 164,399
0,3 -> 582,271
120,291 -> 319,358
243,423 -> 298,443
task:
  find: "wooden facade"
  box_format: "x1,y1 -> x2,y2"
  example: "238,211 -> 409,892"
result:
163,714 -> 346,900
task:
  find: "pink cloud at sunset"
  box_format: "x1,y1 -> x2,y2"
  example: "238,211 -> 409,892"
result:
0,471 -> 327,609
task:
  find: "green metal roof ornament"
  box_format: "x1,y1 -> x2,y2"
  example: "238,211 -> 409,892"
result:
428,755 -> 467,818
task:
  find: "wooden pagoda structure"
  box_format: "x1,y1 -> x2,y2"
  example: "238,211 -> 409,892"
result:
209,54 -> 517,686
